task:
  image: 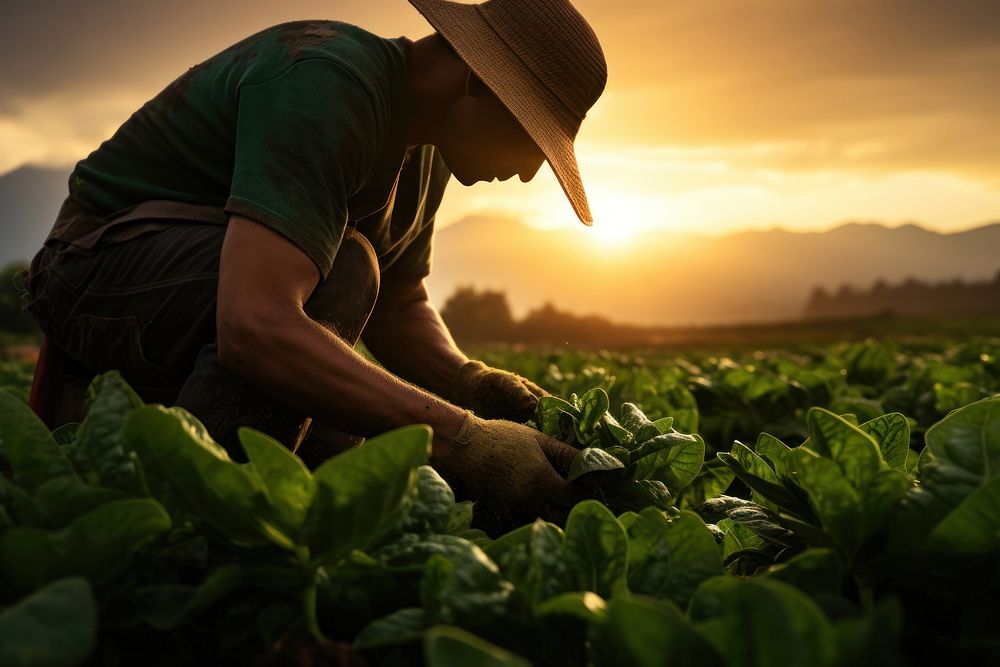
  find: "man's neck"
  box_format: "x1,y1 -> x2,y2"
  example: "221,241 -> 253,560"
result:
405,33 -> 466,149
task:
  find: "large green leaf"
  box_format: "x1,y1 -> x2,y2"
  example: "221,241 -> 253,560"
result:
239,427 -> 314,535
592,596 -> 724,667
857,468 -> 911,540
568,447 -> 625,481
534,591 -> 607,622
355,608 -> 429,649
690,577 -> 837,667
0,390 -> 74,490
304,425 -> 430,563
717,452 -> 813,520
74,372 -> 144,492
631,431 -> 700,463
787,448 -> 863,558
536,396 -> 578,442
0,577 -> 97,667
419,548 -> 512,626
678,459 -> 735,510
762,548 -> 845,597
893,396 -> 1000,558
603,479 -> 673,513
729,442 -> 781,511
0,528 -> 57,598
633,433 -> 705,491
0,498 -> 171,593
482,523 -> 533,580
923,395 -> 1000,483
859,413 -> 910,470
626,508 -> 722,606
47,498 -> 171,581
401,465 -> 458,535
117,564 -> 250,630
620,402 -> 669,444
484,520 -> 569,606
124,406 -> 292,549
753,432 -> 791,477
925,476 -> 1000,557
806,408 -> 884,490
577,388 -> 610,439
527,520 -> 572,603
424,625 -> 530,667
562,500 -> 628,598
833,599 -> 905,667
718,518 -> 768,562
375,533 -> 476,571
30,476 -> 125,528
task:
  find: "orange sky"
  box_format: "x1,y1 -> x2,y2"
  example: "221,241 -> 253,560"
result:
2,0 -> 999,239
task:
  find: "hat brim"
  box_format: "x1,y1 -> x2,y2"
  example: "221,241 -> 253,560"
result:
408,0 -> 594,225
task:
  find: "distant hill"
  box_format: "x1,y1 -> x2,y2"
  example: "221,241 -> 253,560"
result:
426,217 -> 1000,326
2,163 -> 998,327
0,164 -> 71,266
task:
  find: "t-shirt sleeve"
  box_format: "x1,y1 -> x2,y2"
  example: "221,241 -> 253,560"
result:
225,58 -> 379,278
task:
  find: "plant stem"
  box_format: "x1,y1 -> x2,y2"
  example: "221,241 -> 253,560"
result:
303,582 -> 323,641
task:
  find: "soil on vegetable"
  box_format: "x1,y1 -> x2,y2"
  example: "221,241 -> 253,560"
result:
255,633 -> 366,667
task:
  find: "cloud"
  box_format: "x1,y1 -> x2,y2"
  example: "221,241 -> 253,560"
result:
0,0 -> 427,102
579,0 -> 1000,178
0,0 -> 429,172
2,0 -> 998,226
0,91 -> 145,174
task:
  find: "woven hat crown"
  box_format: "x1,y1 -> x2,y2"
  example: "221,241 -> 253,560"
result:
478,0 -> 607,125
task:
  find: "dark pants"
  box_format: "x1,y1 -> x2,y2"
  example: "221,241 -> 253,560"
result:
23,222 -> 379,464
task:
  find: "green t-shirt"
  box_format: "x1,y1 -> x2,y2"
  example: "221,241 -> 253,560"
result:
66,20 -> 449,282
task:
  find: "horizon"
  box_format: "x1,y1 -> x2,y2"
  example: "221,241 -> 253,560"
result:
4,161 -> 999,241
3,0 -> 999,238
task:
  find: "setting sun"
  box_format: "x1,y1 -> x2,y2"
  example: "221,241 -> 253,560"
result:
584,187 -> 666,248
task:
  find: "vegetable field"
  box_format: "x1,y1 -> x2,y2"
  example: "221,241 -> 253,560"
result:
1,337 -> 998,666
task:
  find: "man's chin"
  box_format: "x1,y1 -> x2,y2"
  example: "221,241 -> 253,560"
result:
455,173 -> 485,186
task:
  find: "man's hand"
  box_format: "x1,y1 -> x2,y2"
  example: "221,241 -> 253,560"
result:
449,360 -> 547,423
432,413 -> 578,524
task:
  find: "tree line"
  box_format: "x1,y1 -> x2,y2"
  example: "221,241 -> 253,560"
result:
804,270 -> 1000,320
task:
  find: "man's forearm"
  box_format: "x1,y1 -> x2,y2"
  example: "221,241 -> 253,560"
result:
363,284 -> 469,398
218,304 -> 465,457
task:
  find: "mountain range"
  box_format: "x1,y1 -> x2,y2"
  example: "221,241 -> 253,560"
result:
0,165 -> 72,266
2,164 -> 998,326
425,217 -> 1000,326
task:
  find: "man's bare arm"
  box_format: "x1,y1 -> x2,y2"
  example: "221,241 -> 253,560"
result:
215,215 -> 465,456
362,279 -> 469,399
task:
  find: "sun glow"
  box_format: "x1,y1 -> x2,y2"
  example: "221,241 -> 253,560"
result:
580,188 -> 667,249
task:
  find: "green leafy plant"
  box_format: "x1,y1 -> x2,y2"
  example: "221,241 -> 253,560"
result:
1,353 -> 998,666
534,388 -> 705,513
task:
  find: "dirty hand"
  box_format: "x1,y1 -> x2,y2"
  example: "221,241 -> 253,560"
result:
449,360 -> 547,423
433,412 -> 579,524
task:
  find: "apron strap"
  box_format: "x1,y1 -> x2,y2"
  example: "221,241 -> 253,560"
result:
47,197 -> 228,250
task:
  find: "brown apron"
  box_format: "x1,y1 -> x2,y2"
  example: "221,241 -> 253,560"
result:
46,196 -> 229,250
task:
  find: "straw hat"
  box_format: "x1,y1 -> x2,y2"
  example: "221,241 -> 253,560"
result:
407,0 -> 607,225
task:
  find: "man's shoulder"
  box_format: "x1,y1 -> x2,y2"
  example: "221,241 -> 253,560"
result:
261,20 -> 406,82
225,20 -> 407,123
